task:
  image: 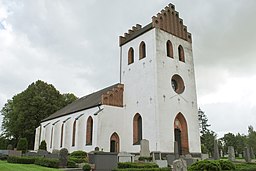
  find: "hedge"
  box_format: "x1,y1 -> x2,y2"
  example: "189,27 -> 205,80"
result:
83,163 -> 91,171
69,156 -> 87,163
67,159 -> 77,168
235,163 -> 256,171
113,168 -> 170,171
188,160 -> 236,171
118,162 -> 159,169
7,156 -> 36,164
34,157 -> 59,168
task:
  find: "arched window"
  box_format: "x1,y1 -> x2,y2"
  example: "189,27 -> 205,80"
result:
50,127 -> 53,148
133,113 -> 142,145
178,45 -> 185,62
110,132 -> 120,152
128,47 -> 134,65
166,40 -> 173,58
86,116 -> 93,145
60,123 -> 64,148
139,41 -> 146,59
174,113 -> 189,155
72,120 -> 76,146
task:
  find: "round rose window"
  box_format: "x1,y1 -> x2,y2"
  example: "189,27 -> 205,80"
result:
171,74 -> 185,94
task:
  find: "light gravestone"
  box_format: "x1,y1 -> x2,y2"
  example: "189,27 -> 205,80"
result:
244,147 -> 251,163
213,139 -> 220,160
228,146 -> 235,161
140,139 -> 150,157
173,159 -> 187,171
118,152 -> 134,163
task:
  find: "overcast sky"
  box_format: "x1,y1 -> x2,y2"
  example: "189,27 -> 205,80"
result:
0,0 -> 256,138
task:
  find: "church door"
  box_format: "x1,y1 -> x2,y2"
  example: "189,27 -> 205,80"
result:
174,128 -> 182,155
174,113 -> 189,155
110,133 -> 120,152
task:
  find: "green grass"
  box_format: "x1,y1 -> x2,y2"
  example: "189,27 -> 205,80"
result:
0,160 -> 59,171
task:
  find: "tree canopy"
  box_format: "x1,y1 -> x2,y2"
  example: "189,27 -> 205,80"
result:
1,80 -> 77,149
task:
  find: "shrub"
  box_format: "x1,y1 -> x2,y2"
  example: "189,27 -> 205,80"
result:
219,160 -> 236,170
34,157 -> 59,168
69,157 -> 86,163
83,163 -> 91,171
235,163 -> 256,171
67,159 -> 77,168
39,140 -> 47,151
16,138 -> 28,154
188,160 -> 221,171
7,144 -> 13,150
0,154 -> 8,160
7,156 -> 35,164
118,162 -> 159,169
70,150 -> 87,158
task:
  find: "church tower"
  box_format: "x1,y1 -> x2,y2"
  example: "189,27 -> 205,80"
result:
119,4 -> 201,156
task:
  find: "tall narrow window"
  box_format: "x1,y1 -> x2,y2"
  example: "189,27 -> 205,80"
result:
50,127 -> 53,148
110,132 -> 120,152
133,113 -> 142,145
60,123 -> 64,148
178,45 -> 185,62
139,41 -> 146,59
128,47 -> 134,65
86,116 -> 93,145
166,40 -> 173,58
72,120 -> 76,146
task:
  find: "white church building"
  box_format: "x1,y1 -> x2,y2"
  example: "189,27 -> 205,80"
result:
34,3 -> 201,157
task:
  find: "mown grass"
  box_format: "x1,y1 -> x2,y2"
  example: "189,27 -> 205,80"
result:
0,160 -> 59,171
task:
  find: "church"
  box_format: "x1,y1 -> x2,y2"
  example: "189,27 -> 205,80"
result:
34,3 -> 201,157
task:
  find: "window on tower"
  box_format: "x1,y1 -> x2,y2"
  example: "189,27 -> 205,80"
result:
166,40 -> 173,58
133,113 -> 142,145
128,47 -> 134,65
139,41 -> 146,59
178,45 -> 185,62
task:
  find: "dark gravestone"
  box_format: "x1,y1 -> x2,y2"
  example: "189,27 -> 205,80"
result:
213,139 -> 220,160
59,148 -> 68,168
88,152 -> 118,171
244,147 -> 251,163
37,149 -> 49,157
166,154 -> 176,167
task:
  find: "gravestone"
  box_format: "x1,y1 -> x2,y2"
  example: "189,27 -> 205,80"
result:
250,147 -> 255,159
59,148 -> 68,168
151,151 -> 161,161
201,153 -> 209,160
228,146 -> 235,161
239,154 -> 243,158
213,139 -> 220,160
140,139 -> 150,157
244,147 -> 251,163
88,152 -> 118,171
173,159 -> 187,171
118,152 -> 134,162
167,154 -> 177,167
174,141 -> 179,159
155,160 -> 168,168
183,154 -> 197,167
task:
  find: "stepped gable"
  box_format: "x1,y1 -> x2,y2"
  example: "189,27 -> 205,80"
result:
42,83 -> 124,122
119,3 -> 192,46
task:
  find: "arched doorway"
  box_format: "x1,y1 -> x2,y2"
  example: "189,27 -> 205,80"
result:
110,132 -> 120,152
174,113 -> 189,155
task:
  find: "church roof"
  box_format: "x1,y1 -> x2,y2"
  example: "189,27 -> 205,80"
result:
42,83 -> 123,122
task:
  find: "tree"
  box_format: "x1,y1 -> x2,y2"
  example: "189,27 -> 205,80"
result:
198,108 -> 211,135
17,138 -> 28,154
1,80 -> 77,149
198,108 -> 217,156
220,133 -> 236,155
247,125 -> 256,155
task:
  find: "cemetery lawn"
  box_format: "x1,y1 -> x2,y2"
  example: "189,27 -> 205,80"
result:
0,160 -> 59,171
